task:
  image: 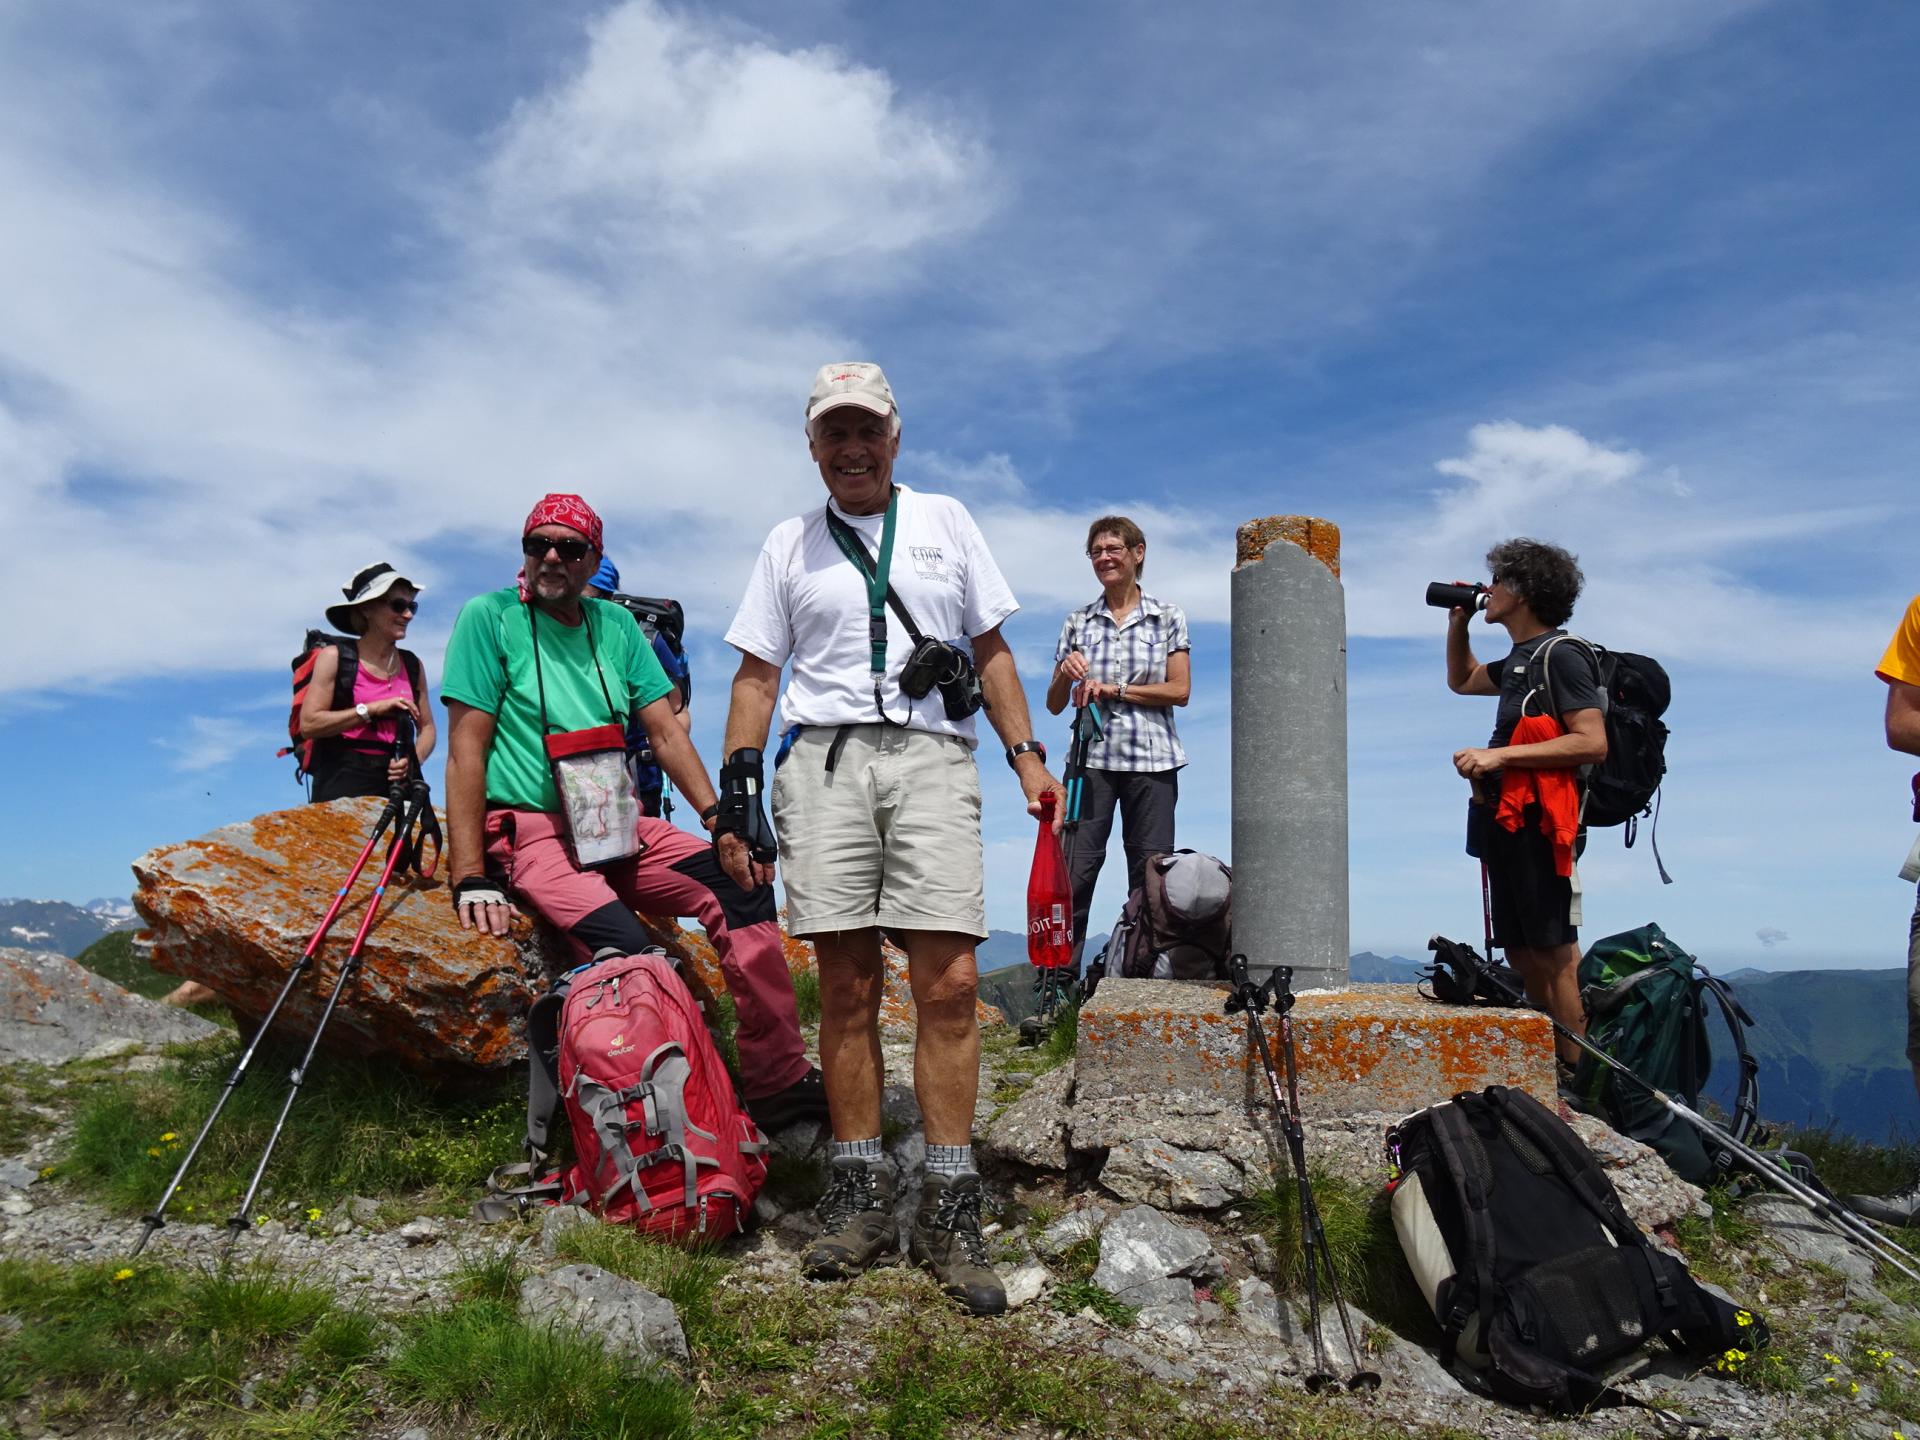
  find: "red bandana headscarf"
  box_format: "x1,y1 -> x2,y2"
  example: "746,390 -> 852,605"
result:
523,493 -> 603,551
518,494 -> 603,602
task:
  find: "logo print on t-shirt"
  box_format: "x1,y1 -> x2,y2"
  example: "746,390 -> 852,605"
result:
910,546 -> 948,581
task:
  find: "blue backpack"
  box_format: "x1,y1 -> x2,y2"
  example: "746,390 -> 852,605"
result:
603,594 -> 692,813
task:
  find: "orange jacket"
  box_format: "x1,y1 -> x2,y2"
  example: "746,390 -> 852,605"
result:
1494,712 -> 1581,877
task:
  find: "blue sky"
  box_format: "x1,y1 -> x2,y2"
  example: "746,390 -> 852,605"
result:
2,0 -> 1917,970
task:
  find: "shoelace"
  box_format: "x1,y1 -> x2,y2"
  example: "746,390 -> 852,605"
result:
931,1184 -> 989,1263
817,1168 -> 878,1230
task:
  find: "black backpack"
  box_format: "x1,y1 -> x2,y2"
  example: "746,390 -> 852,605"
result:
1527,635 -> 1672,881
1388,1086 -> 1764,1413
277,631 -> 423,786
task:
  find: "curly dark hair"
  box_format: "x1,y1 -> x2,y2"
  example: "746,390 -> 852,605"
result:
1485,538 -> 1583,627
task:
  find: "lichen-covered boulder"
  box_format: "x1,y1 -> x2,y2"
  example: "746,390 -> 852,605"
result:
132,800 -> 1002,1077
130,799 -> 702,1075
0,947 -> 219,1065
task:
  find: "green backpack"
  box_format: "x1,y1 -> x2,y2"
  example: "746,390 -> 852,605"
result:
1572,923 -> 1760,1186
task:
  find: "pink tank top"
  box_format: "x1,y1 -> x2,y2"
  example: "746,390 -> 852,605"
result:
340,656 -> 413,748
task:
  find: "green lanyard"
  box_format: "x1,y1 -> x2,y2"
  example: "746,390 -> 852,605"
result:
826,487 -> 899,676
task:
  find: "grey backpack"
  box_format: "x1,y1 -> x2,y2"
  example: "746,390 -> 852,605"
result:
1112,850 -> 1233,982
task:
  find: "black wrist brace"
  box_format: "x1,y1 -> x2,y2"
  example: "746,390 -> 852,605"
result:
712,748 -> 777,866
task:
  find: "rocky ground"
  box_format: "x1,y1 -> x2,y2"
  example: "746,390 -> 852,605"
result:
4,946 -> 1920,1439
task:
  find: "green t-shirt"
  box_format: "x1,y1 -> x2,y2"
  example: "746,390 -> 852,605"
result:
441,587 -> 674,812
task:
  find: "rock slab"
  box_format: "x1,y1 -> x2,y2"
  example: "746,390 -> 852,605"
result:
1076,978 -> 1556,1117
519,1263 -> 688,1364
0,947 -> 218,1066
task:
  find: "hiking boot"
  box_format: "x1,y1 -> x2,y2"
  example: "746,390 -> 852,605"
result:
1848,1178 -> 1920,1227
910,1171 -> 1007,1316
747,1065 -> 831,1132
801,1158 -> 899,1280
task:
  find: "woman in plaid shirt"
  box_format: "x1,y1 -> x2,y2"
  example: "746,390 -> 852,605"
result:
1046,516 -> 1192,974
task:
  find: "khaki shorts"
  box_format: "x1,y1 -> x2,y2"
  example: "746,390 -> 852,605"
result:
771,724 -> 986,939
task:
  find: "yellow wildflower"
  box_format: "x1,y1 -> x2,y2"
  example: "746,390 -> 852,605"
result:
159,1132 -> 177,1143
146,1147 -> 161,1158
111,1268 -> 134,1283
1735,1310 -> 1753,1327
306,1207 -> 323,1222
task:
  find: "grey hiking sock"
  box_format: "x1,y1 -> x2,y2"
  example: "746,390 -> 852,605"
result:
832,1135 -> 884,1165
926,1143 -> 973,1180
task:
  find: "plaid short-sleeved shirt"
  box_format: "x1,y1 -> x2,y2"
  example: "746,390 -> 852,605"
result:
1053,592 -> 1190,772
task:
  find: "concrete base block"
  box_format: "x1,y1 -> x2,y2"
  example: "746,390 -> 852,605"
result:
1076,979 -> 1556,1118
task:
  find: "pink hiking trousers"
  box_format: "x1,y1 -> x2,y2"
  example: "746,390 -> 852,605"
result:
484,808 -> 810,1100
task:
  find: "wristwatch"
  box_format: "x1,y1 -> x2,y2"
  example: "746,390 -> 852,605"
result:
355,703 -> 371,722
1005,739 -> 1047,769
1116,681 -> 1129,705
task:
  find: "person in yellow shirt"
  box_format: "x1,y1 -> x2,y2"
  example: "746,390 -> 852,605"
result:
1849,596 -> 1920,1225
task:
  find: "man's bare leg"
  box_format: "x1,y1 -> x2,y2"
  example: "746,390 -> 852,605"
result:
900,930 -> 982,1146
1509,941 -> 1585,1066
813,927 -> 887,1141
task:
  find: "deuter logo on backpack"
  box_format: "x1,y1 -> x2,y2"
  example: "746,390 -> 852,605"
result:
481,949 -> 769,1243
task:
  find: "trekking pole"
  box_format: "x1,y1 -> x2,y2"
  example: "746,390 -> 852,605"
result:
223,763 -> 438,1241
1428,936 -> 1920,1285
131,773 -> 417,1257
1227,957 -> 1382,1394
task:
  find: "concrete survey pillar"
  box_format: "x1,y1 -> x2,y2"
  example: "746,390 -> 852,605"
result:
1231,516 -> 1348,990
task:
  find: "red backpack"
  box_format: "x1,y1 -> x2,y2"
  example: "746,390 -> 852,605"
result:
483,950 -> 769,1242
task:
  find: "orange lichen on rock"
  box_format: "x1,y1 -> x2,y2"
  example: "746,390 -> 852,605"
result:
1234,515 -> 1341,578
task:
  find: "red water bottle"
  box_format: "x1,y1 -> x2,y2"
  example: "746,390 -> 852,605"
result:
1027,793 -> 1074,969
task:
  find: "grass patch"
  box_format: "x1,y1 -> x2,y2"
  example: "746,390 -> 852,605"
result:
791,968 -> 822,1027
388,1295 -> 692,1440
62,1037 -> 523,1221
0,1255 -> 367,1430
0,1063 -> 66,1153
1771,1123 -> 1920,1202
1048,1235 -> 1138,1326
1672,1184 -> 1765,1292
1245,1172 -> 1435,1343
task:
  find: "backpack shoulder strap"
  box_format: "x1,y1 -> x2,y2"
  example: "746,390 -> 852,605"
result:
1524,632 -> 1605,724
1427,1100 -> 1500,1359
1697,971 -> 1761,1150
331,638 -> 361,712
399,647 -> 424,699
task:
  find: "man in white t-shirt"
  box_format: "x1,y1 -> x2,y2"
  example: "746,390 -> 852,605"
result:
720,361 -> 1063,1316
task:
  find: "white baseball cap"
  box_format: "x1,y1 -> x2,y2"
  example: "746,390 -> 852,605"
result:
805,362 -> 898,427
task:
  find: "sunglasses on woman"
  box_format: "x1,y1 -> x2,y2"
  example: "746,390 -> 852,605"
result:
387,597 -> 419,615
522,535 -> 593,562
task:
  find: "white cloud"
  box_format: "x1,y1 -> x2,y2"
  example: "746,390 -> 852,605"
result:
155,715 -> 257,773
0,0 -> 995,700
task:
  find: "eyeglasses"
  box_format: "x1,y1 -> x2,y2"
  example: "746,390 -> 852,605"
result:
387,597 -> 419,615
522,535 -> 592,563
1088,544 -> 1134,558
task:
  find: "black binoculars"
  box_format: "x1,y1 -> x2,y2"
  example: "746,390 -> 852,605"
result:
1425,581 -> 1488,613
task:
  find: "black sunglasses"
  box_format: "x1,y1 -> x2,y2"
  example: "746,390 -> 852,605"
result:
387,597 -> 419,615
522,535 -> 592,562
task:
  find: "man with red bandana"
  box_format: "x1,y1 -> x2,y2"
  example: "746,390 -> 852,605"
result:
441,494 -> 827,1131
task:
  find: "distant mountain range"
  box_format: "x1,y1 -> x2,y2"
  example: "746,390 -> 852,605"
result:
0,897 -> 139,957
